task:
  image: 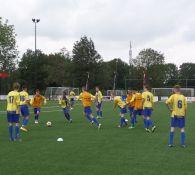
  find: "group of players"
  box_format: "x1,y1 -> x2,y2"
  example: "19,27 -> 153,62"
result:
6,82 -> 187,147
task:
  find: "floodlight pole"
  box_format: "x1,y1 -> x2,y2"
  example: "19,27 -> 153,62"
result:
113,59 -> 119,91
32,18 -> 40,54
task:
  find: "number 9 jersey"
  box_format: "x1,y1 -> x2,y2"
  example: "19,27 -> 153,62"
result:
166,94 -> 187,117
7,91 -> 20,113
142,91 -> 154,109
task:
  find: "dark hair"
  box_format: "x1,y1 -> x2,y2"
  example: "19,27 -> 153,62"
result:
13,82 -> 20,90
174,85 -> 181,92
22,85 -> 27,90
144,85 -> 151,91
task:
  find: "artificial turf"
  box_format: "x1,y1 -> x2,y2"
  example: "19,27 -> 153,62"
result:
0,100 -> 195,175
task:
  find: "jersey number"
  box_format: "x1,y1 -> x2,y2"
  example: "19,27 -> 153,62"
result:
178,100 -> 182,109
147,95 -> 150,101
9,96 -> 14,104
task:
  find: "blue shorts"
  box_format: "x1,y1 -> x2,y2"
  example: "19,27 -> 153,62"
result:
128,107 -> 134,114
143,108 -> 153,117
133,109 -> 143,116
96,102 -> 102,109
171,116 -> 185,128
7,111 -> 20,123
34,108 -> 41,114
20,105 -> 30,117
63,108 -> 69,114
84,107 -> 92,116
120,107 -> 127,114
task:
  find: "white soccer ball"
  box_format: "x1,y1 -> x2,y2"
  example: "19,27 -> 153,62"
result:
125,119 -> 128,122
57,138 -> 63,142
46,121 -> 52,127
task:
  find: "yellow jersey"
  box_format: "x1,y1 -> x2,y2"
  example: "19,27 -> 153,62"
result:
80,91 -> 95,107
142,91 -> 154,108
69,91 -> 75,98
7,90 -> 20,113
31,95 -> 46,108
131,93 -> 143,110
59,99 -> 68,108
126,94 -> 134,107
166,94 -> 187,117
96,90 -> 103,103
19,91 -> 29,105
114,96 -> 126,109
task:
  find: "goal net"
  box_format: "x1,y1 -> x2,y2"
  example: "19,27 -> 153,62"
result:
152,88 -> 195,101
45,87 -> 80,100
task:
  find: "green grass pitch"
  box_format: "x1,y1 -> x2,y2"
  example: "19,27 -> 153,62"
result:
0,101 -> 195,175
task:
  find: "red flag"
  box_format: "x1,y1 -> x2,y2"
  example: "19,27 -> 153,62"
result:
0,73 -> 9,78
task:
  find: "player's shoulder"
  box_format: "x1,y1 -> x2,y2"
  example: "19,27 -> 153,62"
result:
11,91 -> 19,96
7,91 -> 13,96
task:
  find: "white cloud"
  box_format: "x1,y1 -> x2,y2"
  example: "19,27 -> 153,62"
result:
1,0 -> 195,65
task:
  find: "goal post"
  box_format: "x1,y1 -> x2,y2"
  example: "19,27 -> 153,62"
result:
45,87 -> 79,100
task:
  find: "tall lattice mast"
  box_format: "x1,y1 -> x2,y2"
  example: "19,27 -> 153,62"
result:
129,41 -> 133,65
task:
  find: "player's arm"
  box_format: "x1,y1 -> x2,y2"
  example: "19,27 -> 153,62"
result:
100,92 -> 103,100
184,98 -> 187,117
113,100 -> 117,111
16,93 -> 20,106
77,93 -> 82,100
142,93 -> 146,105
25,93 -> 30,104
151,94 -> 154,109
59,98 -> 62,105
42,96 -> 47,105
130,95 -> 135,104
90,94 -> 96,101
30,97 -> 34,105
165,96 -> 173,112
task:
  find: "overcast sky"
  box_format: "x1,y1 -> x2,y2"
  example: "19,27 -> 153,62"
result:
1,0 -> 195,65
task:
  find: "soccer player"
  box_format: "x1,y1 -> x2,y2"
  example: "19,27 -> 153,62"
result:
126,89 -> 135,125
142,85 -> 156,132
59,91 -> 73,123
129,90 -> 143,129
31,89 -> 46,124
95,86 -> 103,119
112,94 -> 128,128
19,85 -> 30,132
6,82 -> 21,141
79,86 -> 101,129
166,85 -> 187,148
69,89 -> 75,109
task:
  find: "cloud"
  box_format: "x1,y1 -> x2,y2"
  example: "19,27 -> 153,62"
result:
1,0 -> 195,65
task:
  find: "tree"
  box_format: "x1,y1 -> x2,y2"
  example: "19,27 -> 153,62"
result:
133,48 -> 165,88
18,50 -> 48,92
134,48 -> 165,68
179,63 -> 195,88
45,49 -> 72,87
0,17 -> 18,94
0,17 -> 18,72
72,36 -> 102,88
164,63 -> 178,87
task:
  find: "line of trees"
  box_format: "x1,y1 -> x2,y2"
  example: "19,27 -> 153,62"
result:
1,17 -> 195,94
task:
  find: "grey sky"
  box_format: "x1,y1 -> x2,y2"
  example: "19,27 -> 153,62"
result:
1,0 -> 195,65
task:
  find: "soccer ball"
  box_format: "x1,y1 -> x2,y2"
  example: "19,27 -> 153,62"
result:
125,119 -> 128,122
46,121 -> 52,127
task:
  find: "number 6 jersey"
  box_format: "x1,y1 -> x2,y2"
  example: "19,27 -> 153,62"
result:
166,94 -> 187,117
